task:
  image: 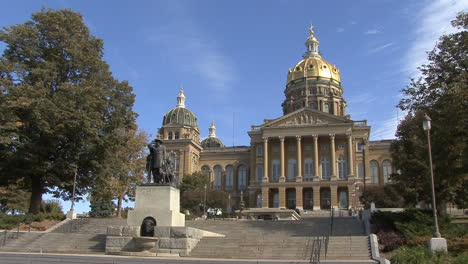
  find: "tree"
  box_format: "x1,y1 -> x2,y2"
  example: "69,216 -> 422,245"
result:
89,199 -> 115,218
0,184 -> 30,214
392,12 -> 467,212
180,172 -> 228,214
91,129 -> 148,218
0,9 -> 137,213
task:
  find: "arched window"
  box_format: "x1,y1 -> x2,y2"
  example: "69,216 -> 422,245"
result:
271,159 -> 280,181
324,103 -> 329,113
321,156 -> 331,179
304,158 -> 314,176
287,159 -> 297,181
213,165 -> 222,190
256,166 -> 263,182
168,132 -> 173,140
174,131 -> 179,139
338,155 -> 347,179
225,165 -> 233,190
238,165 -> 247,190
383,160 -> 392,183
256,193 -> 262,208
201,165 -> 210,178
370,160 -> 379,184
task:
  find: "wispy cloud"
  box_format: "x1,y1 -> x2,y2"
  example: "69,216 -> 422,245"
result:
368,42 -> 394,54
371,113 -> 399,140
336,27 -> 345,33
403,0 -> 468,76
347,92 -> 377,105
147,5 -> 235,93
364,29 -> 380,35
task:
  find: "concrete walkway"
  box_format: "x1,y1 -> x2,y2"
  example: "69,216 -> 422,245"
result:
0,252 -> 377,264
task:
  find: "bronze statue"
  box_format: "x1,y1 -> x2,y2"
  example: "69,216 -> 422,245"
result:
146,139 -> 175,185
140,217 -> 156,237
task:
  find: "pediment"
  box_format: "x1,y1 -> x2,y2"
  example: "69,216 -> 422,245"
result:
261,108 -> 351,128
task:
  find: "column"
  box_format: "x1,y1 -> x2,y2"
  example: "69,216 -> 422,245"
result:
347,133 -> 354,179
330,134 -> 337,180
313,186 -> 320,210
296,186 -> 303,210
279,187 -> 286,209
279,136 -> 285,182
313,134 -> 319,179
263,137 -> 269,183
331,185 -> 338,208
363,138 -> 369,186
296,136 -> 303,182
261,187 -> 269,208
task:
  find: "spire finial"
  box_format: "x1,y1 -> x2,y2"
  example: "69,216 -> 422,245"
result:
309,25 -> 314,35
176,86 -> 186,108
208,121 -> 216,137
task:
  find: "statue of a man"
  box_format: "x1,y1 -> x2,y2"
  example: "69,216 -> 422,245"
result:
146,139 -> 166,183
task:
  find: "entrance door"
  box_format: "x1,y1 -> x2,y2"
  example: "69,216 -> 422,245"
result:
303,189 -> 313,210
320,189 -> 331,209
339,190 -> 348,209
286,189 -> 296,209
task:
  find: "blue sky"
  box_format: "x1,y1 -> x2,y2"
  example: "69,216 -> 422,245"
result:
2,0 -> 466,213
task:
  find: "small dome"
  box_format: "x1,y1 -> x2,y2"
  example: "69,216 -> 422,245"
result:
162,87 -> 199,128
201,121 -> 224,148
201,137 -> 225,148
162,107 -> 198,128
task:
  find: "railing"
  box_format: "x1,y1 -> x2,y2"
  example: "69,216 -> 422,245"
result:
310,207 -> 334,263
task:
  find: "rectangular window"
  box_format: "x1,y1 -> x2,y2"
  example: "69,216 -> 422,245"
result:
320,145 -> 329,150
356,142 -> 364,152
256,145 -> 263,157
256,166 -> 263,181
338,144 -> 346,150
272,145 -> 280,152
357,163 -> 364,178
287,145 -> 297,152
304,145 -> 312,151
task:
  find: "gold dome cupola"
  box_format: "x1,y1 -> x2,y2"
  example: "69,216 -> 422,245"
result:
282,26 -> 347,117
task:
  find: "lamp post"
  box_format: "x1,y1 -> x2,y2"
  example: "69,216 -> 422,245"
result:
203,184 -> 207,215
66,167 -> 78,219
422,114 -> 441,238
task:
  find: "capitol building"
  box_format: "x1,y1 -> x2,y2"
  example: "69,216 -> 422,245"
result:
157,27 -> 393,211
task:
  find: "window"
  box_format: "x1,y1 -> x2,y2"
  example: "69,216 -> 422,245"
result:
338,155 -> 347,179
238,165 -> 247,190
287,159 -> 297,180
201,165 -> 210,178
213,166 -> 222,190
370,160 -> 379,184
272,145 -> 280,152
357,163 -> 364,178
272,160 -> 280,181
168,132 -> 173,140
304,145 -> 312,151
383,160 -> 392,183
324,103 -> 329,113
256,145 -> 263,157
272,193 -> 279,208
287,145 -> 296,151
338,144 -> 345,150
225,165 -> 233,190
169,152 -> 180,170
256,194 -> 262,208
256,166 -> 263,181
356,142 -> 365,152
304,158 -> 314,176
321,145 -> 329,150
321,156 -> 331,179
174,131 -> 179,139
310,102 -> 317,109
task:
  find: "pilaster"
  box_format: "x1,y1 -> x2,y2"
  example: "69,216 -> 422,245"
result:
279,136 -> 285,182
279,187 -> 286,209
263,137 -> 269,183
330,134 -> 337,181
261,187 -> 269,208
296,136 -> 303,182
331,185 -> 338,208
296,186 -> 303,210
313,186 -> 320,210
347,133 -> 355,179
313,134 -> 319,180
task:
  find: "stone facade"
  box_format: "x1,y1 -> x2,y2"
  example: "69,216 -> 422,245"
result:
157,27 -> 393,211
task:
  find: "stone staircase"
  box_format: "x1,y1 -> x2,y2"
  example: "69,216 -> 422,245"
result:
0,219 -> 126,254
187,217 -> 373,262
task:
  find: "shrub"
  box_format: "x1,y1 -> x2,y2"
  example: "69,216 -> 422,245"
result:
391,246 -> 449,264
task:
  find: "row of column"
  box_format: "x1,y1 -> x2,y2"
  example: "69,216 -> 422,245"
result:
261,185 -> 361,210
262,133 -> 356,182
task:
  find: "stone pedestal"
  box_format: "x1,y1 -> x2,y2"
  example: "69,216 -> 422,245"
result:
429,237 -> 447,252
127,185 -> 185,227
66,210 -> 77,219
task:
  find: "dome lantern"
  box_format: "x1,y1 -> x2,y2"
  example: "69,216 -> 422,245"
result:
208,121 -> 217,137
303,25 -> 320,58
177,86 -> 186,108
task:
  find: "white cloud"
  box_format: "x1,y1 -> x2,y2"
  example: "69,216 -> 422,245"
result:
403,0 -> 468,76
336,27 -> 345,33
368,42 -> 394,54
364,29 -> 380,35
347,92 -> 377,105
370,114 -> 399,140
147,7 -> 235,93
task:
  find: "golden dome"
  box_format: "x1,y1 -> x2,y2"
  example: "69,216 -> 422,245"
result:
287,56 -> 341,85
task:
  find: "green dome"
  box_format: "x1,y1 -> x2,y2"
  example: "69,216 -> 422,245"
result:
201,137 -> 225,148
162,107 -> 199,128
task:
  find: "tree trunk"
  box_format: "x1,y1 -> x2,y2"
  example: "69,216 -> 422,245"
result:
116,195 -> 123,218
28,175 -> 42,214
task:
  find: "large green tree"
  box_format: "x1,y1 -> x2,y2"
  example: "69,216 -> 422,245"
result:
392,12 -> 467,211
0,9 -> 137,213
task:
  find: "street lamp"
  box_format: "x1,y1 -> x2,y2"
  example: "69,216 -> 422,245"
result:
66,167 -> 78,219
203,184 -> 207,216
422,114 -> 441,238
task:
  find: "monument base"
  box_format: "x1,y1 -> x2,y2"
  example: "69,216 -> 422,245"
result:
429,237 -> 448,252
127,185 -> 185,227
66,210 -> 77,219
